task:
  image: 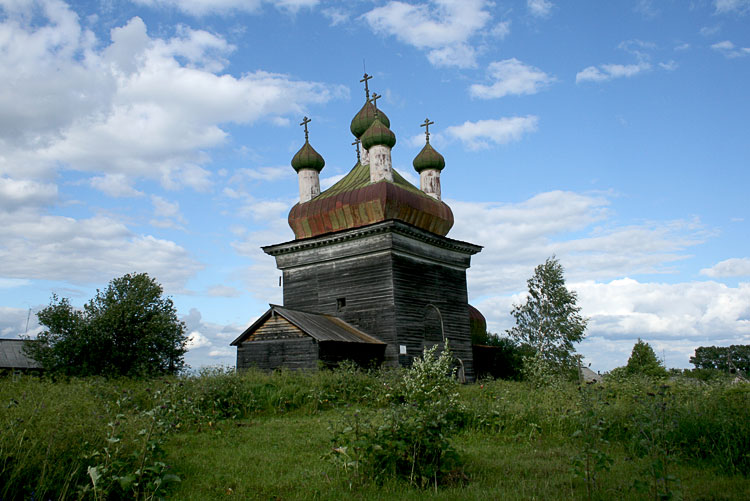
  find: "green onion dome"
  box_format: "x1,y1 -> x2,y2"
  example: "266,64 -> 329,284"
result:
350,101 -> 391,138
291,141 -> 325,172
412,142 -> 445,172
361,118 -> 396,150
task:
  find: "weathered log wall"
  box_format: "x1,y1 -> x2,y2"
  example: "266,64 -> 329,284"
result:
237,337 -> 318,371
264,221 -> 481,380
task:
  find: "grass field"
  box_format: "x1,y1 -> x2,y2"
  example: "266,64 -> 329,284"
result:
2,365 -> 749,500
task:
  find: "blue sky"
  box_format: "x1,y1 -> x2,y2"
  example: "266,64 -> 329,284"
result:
1,0 -> 748,371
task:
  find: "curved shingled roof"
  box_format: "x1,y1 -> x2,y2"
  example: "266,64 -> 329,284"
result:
288,162 -> 454,239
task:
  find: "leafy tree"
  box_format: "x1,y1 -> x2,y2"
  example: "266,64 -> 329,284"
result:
690,345 -> 750,374
507,257 -> 587,377
25,273 -> 187,377
625,338 -> 667,377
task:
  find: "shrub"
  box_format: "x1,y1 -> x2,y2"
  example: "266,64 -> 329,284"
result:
330,342 -> 465,489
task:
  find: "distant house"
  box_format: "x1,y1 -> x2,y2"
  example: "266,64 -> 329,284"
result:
0,339 -> 43,375
581,366 -> 600,383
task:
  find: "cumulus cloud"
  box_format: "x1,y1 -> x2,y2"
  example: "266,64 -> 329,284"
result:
150,195 -> 187,229
0,4 -> 346,191
90,174 -> 144,198
711,40 -> 750,58
574,279 -> 750,369
451,191 -> 709,300
0,211 -> 201,290
132,0 -> 319,16
527,0 -> 553,18
0,177 -> 57,211
453,191 -> 734,370
181,307 -> 245,368
470,58 -> 554,99
444,116 -> 539,150
714,0 -> 750,14
576,62 -> 651,83
362,0 -> 491,68
701,258 -> 750,277
206,285 -> 243,297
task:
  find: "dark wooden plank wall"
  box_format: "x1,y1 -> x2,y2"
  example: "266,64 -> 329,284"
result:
283,252 -> 400,364
237,338 -> 318,371
247,315 -> 306,342
318,341 -> 385,369
391,253 -> 474,380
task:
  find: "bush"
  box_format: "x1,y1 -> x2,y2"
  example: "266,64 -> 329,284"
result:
330,342 -> 465,489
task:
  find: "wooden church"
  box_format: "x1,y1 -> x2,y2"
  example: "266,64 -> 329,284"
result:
231,75 -> 483,380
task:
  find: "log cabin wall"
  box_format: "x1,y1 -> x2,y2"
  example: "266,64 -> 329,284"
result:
264,220 -> 481,377
237,314 -> 319,370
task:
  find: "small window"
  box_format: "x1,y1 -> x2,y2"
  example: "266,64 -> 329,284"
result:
336,297 -> 346,311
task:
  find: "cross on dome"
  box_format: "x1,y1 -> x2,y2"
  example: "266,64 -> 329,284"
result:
421,118 -> 434,143
369,93 -> 381,115
352,138 -> 361,162
360,73 -> 372,100
299,116 -> 311,141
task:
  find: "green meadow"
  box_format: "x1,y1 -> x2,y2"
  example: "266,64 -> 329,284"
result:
2,366 -> 749,500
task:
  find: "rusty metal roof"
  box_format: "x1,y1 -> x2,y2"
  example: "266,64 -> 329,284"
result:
231,305 -> 385,346
288,162 -> 454,240
0,339 -> 42,369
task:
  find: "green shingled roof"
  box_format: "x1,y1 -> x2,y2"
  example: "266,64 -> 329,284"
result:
315,162 -> 426,201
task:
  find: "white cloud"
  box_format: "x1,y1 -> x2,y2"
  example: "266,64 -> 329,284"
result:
186,330 -> 212,349
181,307 -> 245,367
362,0 -> 492,68
715,0 -> 750,14
150,194 -> 186,228
90,174 -> 144,198
452,191 -> 735,371
0,5 -> 346,192
491,20 -> 511,39
0,211 -> 201,290
527,0 -> 553,18
0,177 -> 57,211
574,279 -> 750,369
206,285 -> 243,297
132,0 -> 319,16
452,192 -> 709,299
470,58 -> 554,99
0,306 -> 42,338
576,62 -> 651,83
323,8 -> 350,26
445,116 -> 539,150
237,166 -> 293,182
711,40 -> 750,58
701,258 -> 750,277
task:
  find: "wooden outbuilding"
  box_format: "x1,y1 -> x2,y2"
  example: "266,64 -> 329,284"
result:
0,339 -> 42,375
231,305 -> 386,371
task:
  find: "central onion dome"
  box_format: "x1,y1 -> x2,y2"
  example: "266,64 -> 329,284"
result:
361,117 -> 396,150
350,101 -> 391,138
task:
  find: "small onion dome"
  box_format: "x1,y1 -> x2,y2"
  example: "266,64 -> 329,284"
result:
412,142 -> 445,173
291,141 -> 325,173
350,101 -> 391,138
361,118 -> 396,150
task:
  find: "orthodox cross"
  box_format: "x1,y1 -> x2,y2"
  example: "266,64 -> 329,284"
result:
369,92 -> 381,116
352,138 -> 361,162
421,117 -> 434,143
300,116 -> 311,141
360,72 -> 372,100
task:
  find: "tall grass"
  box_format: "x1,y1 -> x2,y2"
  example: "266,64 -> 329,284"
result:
1,367 -> 749,499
